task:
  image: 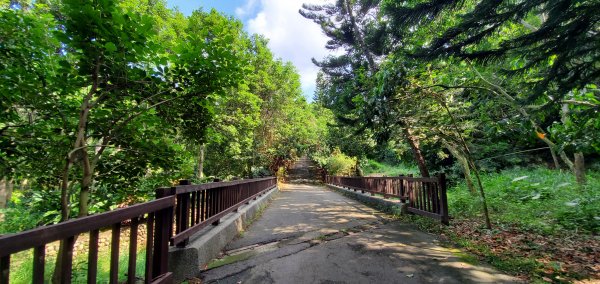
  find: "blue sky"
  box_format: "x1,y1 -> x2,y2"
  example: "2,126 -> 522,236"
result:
167,0 -> 246,17
166,0 -> 332,100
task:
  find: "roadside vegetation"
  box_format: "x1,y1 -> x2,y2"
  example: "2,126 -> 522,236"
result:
360,160 -> 418,177
7,227 -> 147,283
449,168 -> 599,235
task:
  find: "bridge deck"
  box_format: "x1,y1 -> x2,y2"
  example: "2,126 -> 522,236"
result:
199,183 -> 517,283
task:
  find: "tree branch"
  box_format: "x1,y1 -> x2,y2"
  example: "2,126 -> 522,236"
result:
561,100 -> 598,108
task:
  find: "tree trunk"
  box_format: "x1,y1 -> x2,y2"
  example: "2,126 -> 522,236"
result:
52,238 -> 76,284
246,161 -> 253,179
538,136 -> 574,172
0,178 -> 12,208
78,148 -> 93,218
549,148 -> 561,170
457,156 -> 476,194
438,97 -> 492,229
442,140 -> 476,194
54,82 -> 95,284
53,56 -> 101,284
197,144 -> 205,179
574,152 -> 586,185
6,180 -> 12,207
401,123 -> 430,177
59,156 -> 72,221
468,159 -> 493,229
0,178 -> 6,208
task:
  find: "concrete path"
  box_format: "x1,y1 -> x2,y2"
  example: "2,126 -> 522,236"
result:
199,183 -> 518,284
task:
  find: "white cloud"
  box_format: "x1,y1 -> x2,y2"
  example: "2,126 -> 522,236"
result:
240,0 -> 333,100
235,0 -> 259,17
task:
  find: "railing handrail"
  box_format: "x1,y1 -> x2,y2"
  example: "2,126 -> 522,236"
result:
0,196 -> 174,257
168,177 -> 277,246
170,177 -> 275,194
326,174 -> 449,225
327,175 -> 439,182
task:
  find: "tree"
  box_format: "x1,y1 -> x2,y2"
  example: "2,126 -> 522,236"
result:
384,0 -> 599,100
301,0 -> 434,177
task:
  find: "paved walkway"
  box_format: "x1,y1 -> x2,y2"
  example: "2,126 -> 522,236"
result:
199,183 -> 517,283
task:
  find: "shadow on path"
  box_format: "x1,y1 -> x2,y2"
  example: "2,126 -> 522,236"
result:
199,183 -> 519,284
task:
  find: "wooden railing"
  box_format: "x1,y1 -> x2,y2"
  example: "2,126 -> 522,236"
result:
326,175 -> 449,224
0,177 -> 277,283
162,177 -> 277,247
0,197 -> 175,284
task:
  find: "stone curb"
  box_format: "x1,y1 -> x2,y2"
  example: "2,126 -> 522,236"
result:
324,184 -> 407,215
168,186 -> 279,283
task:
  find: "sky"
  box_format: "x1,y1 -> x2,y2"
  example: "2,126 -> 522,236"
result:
167,0 -> 332,101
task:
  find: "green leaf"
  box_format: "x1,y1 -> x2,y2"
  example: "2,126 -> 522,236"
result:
104,42 -> 117,52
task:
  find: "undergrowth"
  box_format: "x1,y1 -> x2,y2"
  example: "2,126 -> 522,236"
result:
449,167 -> 600,235
360,159 -> 418,176
9,247 -> 147,283
395,166 -> 600,282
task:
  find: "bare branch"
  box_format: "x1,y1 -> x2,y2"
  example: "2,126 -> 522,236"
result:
561,100 -> 599,108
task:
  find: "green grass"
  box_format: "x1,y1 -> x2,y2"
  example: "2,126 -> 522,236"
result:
361,160 -> 418,176
448,167 -> 600,234
9,246 -> 147,283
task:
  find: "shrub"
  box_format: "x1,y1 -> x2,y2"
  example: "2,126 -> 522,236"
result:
323,149 -> 357,176
0,189 -> 61,234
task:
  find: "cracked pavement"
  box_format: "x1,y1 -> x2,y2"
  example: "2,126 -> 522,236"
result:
198,183 -> 518,284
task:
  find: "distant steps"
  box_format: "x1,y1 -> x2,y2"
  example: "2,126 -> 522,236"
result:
286,156 -> 318,182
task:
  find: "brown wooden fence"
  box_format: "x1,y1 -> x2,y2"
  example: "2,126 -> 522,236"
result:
161,177 -> 277,247
326,175 -> 449,224
0,177 -> 276,284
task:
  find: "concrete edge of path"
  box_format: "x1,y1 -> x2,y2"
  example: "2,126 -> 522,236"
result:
168,186 -> 279,283
325,183 -> 408,215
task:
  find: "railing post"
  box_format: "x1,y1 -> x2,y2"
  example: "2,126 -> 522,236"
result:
176,180 -> 191,247
156,186 -> 175,243
399,175 -> 405,202
1,255 -> 10,284
153,187 -> 175,280
152,205 -> 172,279
211,180 -> 221,226
438,173 -> 449,225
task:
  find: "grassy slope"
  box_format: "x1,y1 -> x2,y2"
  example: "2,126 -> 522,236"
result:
449,167 -> 599,234
446,167 -> 599,282
363,160 -> 599,234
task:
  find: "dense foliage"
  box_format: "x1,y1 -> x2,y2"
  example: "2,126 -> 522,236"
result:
0,0 -> 327,233
302,0 -> 599,230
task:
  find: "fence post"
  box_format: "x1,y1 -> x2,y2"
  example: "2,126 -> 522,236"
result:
399,175 -> 405,203
156,186 -> 176,242
211,180 -> 221,226
438,173 -> 449,225
152,204 -> 173,279
176,180 -> 191,247
152,187 -> 175,280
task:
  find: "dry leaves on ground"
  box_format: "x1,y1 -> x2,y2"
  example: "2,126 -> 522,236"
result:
445,219 -> 599,282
